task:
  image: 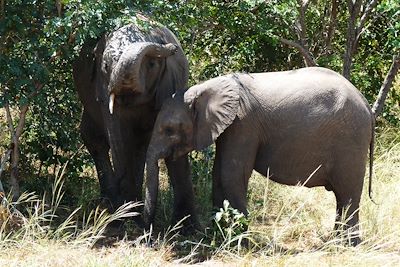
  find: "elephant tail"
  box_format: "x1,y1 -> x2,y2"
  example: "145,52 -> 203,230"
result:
368,116 -> 377,205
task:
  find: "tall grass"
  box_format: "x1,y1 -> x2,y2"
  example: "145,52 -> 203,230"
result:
0,161 -> 140,249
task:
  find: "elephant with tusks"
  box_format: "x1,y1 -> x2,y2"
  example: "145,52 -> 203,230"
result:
73,18 -> 199,231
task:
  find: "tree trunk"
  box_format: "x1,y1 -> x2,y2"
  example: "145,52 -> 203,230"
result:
325,0 -> 338,50
295,0 -> 315,67
0,149 -> 12,194
343,0 -> 362,80
343,0 -> 379,80
5,103 -> 29,201
372,54 -> 400,118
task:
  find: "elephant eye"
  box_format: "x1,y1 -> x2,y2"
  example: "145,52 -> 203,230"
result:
148,60 -> 156,68
164,127 -> 174,137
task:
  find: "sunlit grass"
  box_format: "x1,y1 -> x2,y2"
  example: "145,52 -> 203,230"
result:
0,161 -> 141,248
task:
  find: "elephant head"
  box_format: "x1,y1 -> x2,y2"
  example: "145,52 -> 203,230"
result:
95,25 -> 188,113
106,42 -> 179,114
144,76 -> 244,226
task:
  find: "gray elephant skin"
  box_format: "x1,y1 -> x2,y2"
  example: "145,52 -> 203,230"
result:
72,20 -> 198,229
144,67 -> 375,244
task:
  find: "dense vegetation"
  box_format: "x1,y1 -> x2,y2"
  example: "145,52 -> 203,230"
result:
0,0 -> 399,265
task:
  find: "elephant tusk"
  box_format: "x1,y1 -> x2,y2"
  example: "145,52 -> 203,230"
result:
109,93 -> 115,114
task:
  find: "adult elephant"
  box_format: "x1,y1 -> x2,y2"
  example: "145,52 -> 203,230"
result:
144,67 -> 375,245
72,20 -> 198,230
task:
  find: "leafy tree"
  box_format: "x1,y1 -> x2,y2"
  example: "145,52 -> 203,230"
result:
0,0 -> 143,199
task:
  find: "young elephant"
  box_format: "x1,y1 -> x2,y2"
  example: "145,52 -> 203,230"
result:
144,67 -> 375,244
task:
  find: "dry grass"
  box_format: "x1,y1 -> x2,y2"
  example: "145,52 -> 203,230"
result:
0,127 -> 399,266
0,241 -> 167,267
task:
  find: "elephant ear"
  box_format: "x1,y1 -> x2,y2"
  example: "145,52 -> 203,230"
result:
92,35 -> 107,101
154,27 -> 189,109
184,76 -> 240,150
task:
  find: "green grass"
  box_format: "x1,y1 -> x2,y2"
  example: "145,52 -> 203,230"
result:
1,126 -> 400,266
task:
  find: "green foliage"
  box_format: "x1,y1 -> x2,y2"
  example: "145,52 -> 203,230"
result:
210,199 -> 249,248
355,0 -> 400,124
147,0 -> 290,82
189,148 -> 214,215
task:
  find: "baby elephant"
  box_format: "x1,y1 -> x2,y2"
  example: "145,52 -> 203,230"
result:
144,67 -> 374,245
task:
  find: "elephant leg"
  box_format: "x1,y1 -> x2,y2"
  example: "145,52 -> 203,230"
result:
331,155 -> 365,245
80,111 -> 115,204
115,130 -> 149,226
333,191 -> 361,245
165,155 -> 199,232
212,125 -> 259,215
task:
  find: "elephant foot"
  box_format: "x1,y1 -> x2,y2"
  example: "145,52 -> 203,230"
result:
172,215 -> 201,236
104,220 -> 126,237
342,231 -> 362,246
91,220 -> 125,248
348,236 -> 362,246
331,225 -> 362,247
133,215 -> 145,229
328,234 -> 362,247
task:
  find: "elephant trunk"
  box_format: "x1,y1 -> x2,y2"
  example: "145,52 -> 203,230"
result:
143,148 -> 162,228
98,108 -> 126,209
108,42 -> 178,113
143,133 -> 172,228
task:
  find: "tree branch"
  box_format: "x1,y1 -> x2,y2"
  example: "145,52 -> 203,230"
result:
295,0 -> 314,66
279,37 -> 317,67
0,0 -> 4,18
250,1 -> 266,14
15,105 -> 28,139
325,0 -> 339,50
5,103 -> 15,143
357,0 -> 379,36
343,0 -> 364,79
372,54 -> 400,118
296,0 -> 309,44
56,0 -> 62,17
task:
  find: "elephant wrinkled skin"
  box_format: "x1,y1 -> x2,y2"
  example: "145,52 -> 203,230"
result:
145,67 -> 375,245
72,21 -> 198,230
